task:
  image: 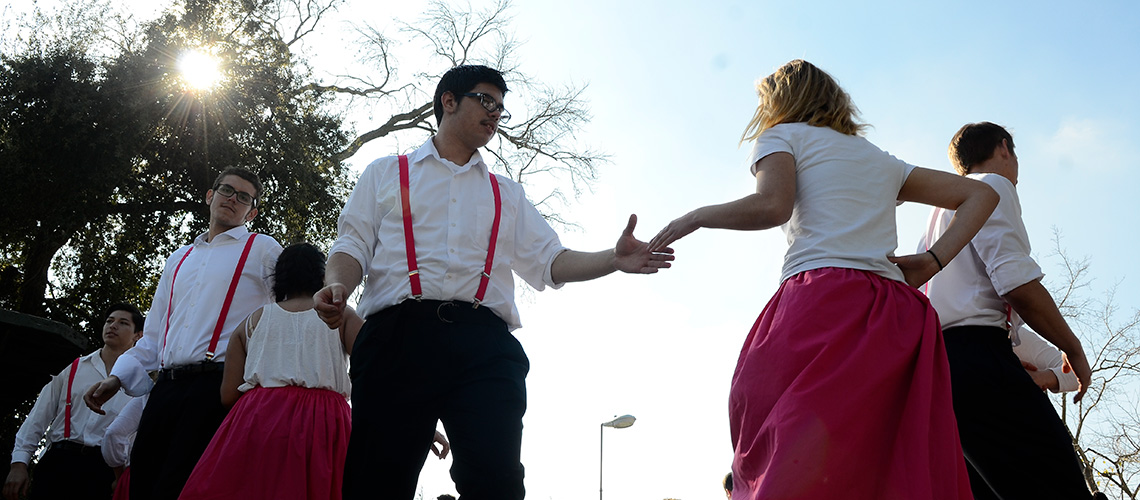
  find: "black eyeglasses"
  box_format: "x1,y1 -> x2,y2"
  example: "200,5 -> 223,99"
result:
462,92 -> 511,123
214,183 -> 256,206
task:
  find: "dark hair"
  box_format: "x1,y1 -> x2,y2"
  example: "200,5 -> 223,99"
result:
433,65 -> 509,125
723,471 -> 733,492
948,122 -> 1015,175
272,243 -> 326,302
105,302 -> 145,332
212,167 -> 264,206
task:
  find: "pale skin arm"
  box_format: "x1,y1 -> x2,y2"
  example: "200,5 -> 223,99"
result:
4,463 -> 29,500
314,252 -> 364,329
221,309 -> 261,408
1004,279 -> 1091,402
887,167 -> 1000,288
339,306 -> 364,355
550,215 -> 675,284
649,152 -> 797,252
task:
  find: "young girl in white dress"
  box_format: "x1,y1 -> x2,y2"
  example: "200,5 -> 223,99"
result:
178,243 -> 448,500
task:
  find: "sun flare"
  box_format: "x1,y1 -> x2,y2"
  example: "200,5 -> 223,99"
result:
178,49 -> 222,91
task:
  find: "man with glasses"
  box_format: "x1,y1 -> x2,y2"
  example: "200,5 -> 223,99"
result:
316,64 -> 673,500
85,167 -> 282,500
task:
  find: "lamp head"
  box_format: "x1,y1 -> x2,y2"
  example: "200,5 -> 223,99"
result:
602,415 -> 636,429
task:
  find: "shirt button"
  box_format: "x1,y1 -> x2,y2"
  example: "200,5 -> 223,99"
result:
446,274 -> 452,279
449,249 -> 455,253
451,223 -> 456,227
451,198 -> 457,203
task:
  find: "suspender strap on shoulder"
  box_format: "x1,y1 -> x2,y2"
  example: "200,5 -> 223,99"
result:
64,357 -> 80,439
206,233 -> 259,360
161,247 -> 195,368
399,155 -> 424,300
473,173 -> 502,308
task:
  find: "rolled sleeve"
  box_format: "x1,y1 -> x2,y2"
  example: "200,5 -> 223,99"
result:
330,160 -> 385,276
11,379 -> 59,464
110,353 -> 153,397
508,185 -> 566,290
971,175 -> 1044,295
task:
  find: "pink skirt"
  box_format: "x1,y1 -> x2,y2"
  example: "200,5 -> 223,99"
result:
112,467 -> 130,500
729,267 -> 971,500
178,385 -> 351,500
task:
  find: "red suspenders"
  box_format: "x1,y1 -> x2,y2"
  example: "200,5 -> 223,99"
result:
63,357 -> 80,439
161,233 -> 259,367
398,155 -> 502,307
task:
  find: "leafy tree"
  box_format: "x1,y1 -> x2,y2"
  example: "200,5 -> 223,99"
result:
1044,232 -> 1140,499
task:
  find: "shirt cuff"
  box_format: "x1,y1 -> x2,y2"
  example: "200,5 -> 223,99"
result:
541,248 -> 570,290
1049,366 -> 1080,393
10,452 -> 32,465
989,258 -> 1045,296
110,355 -> 153,397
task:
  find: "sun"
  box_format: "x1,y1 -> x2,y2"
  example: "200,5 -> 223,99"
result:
177,49 -> 222,91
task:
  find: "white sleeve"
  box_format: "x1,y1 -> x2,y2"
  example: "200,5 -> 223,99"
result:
101,395 -> 146,467
1011,326 -> 1080,393
330,159 -> 386,276
11,373 -> 64,464
972,175 -> 1044,296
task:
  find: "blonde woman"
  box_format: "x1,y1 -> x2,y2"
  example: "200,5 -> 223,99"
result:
649,60 -> 998,499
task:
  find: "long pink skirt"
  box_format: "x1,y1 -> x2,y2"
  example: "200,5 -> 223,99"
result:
729,267 -> 971,500
178,385 -> 351,500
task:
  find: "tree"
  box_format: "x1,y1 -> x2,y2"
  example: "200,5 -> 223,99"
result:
310,0 -> 606,227
0,0 -> 352,331
1044,231 -> 1140,499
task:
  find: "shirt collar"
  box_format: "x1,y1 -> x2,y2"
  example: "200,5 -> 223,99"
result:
193,225 -> 251,245
410,137 -> 487,174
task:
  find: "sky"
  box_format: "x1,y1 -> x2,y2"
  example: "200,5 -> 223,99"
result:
9,0 -> 1140,498
385,2 -> 1139,499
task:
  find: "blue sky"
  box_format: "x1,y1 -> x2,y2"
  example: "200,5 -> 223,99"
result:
11,0 -> 1139,498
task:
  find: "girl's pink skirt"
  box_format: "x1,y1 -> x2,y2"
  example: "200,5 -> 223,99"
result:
112,467 -> 130,500
178,385 -> 351,500
730,267 -> 971,500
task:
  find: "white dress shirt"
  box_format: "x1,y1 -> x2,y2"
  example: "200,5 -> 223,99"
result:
112,226 -> 282,396
11,349 -> 133,464
101,394 -> 147,468
920,173 -> 1044,330
331,138 -> 566,330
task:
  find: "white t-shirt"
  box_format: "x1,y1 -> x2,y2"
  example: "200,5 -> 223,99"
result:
749,123 -> 916,283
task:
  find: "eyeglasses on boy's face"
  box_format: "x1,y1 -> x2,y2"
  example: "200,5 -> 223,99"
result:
213,183 -> 256,206
462,92 -> 511,124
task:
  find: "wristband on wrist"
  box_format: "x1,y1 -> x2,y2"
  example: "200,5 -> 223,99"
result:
927,249 -> 945,270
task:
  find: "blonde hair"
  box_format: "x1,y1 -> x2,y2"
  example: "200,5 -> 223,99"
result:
740,59 -> 867,144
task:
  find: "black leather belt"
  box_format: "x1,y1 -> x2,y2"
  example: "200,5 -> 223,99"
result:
157,361 -> 224,382
50,440 -> 101,455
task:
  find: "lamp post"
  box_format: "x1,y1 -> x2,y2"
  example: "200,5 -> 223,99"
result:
599,414 -> 636,500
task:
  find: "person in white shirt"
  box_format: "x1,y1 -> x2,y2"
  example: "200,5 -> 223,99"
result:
314,64 -> 674,500
4,303 -> 144,500
920,121 -> 1096,500
101,394 -> 146,500
84,167 -> 283,500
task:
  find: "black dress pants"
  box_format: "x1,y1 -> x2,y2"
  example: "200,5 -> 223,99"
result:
943,325 -> 1092,500
27,443 -> 114,499
344,300 -> 529,500
130,368 -> 227,500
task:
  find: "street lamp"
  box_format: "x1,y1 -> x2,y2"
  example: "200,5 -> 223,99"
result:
600,414 -> 636,500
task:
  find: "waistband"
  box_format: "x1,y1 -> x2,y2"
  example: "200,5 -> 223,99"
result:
157,361 -> 225,382
943,324 -> 1011,344
376,299 -> 506,327
50,440 -> 101,455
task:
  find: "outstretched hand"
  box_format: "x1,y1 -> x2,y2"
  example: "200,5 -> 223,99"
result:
314,283 -> 349,329
887,252 -> 941,288
648,211 -> 699,253
615,214 -> 674,274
